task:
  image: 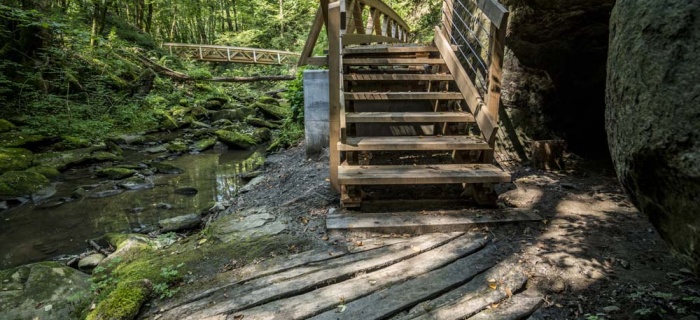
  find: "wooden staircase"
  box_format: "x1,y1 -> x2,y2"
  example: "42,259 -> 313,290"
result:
336,45 -> 510,207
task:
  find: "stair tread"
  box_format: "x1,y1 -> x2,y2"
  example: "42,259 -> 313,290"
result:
343,46 -> 439,54
345,92 -> 463,100
345,112 -> 475,123
339,136 -> 490,151
344,58 -> 444,66
344,74 -> 454,81
339,164 -> 510,185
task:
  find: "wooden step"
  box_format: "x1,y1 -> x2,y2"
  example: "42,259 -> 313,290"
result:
345,112 -> 474,123
344,58 -> 444,66
345,92 -> 463,100
326,209 -> 541,233
338,164 -> 511,185
344,46 -> 440,54
338,136 -> 490,151
344,74 -> 454,81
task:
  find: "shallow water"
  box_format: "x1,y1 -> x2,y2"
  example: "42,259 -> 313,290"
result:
0,148 -> 264,269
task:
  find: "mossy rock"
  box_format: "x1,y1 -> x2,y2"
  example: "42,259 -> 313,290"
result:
253,128 -> 272,143
96,167 -> 136,180
204,99 -> 224,110
193,137 -> 217,152
0,170 -> 50,197
169,106 -> 191,117
33,146 -> 121,171
166,141 -> 188,153
160,113 -> 180,131
257,96 -> 280,106
253,102 -> 288,120
0,119 -> 16,132
52,135 -> 92,151
0,262 -> 91,320
0,132 -> 48,148
150,162 -> 184,174
211,108 -> 255,122
0,147 -> 33,174
27,166 -> 61,180
91,151 -> 124,162
190,106 -> 209,119
215,130 -> 258,149
221,102 -> 246,110
106,140 -> 124,156
86,280 -> 151,320
245,117 -> 280,129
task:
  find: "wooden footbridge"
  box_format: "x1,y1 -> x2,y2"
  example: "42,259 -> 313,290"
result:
298,0 -> 512,209
163,43 -> 300,65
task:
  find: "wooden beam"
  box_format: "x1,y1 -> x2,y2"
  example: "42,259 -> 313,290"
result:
338,136 -> 490,151
345,111 -> 475,123
306,56 -> 328,66
344,92 -> 464,100
434,26 -> 498,145
338,164 -> 512,185
328,2 -> 341,192
441,0 -> 454,39
486,18 -> 508,123
344,74 -> 454,81
352,0 -> 365,34
343,58 -> 445,65
477,0 -> 509,29
298,6 -> 324,67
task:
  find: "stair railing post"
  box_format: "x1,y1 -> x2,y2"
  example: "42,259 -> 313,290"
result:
441,0 -> 454,40
328,1 -> 342,192
484,11 -> 508,162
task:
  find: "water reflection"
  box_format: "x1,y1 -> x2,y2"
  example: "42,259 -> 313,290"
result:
0,148 -> 264,269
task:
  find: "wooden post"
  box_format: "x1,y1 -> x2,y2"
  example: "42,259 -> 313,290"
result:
328,2 -> 341,192
298,6 -> 324,67
486,20 -> 507,124
441,0 -> 454,40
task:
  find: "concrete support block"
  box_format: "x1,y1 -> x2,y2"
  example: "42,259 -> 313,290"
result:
303,70 -> 330,156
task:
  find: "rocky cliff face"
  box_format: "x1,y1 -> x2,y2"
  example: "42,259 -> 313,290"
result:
606,0 -> 700,273
499,0 -> 615,158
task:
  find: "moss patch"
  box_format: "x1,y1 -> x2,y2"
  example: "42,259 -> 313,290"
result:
193,137 -> 217,152
0,147 -> 34,174
0,170 -> 50,197
96,167 -> 136,180
0,119 -> 16,132
52,135 -> 92,151
215,129 -> 258,149
166,141 -> 188,153
246,117 -> 279,129
0,132 -> 48,148
86,280 -> 151,320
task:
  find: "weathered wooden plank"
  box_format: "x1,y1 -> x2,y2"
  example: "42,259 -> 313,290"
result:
344,92 -> 464,100
346,112 -> 474,123
344,46 -> 439,54
326,208 -> 542,233
344,74 -> 453,81
163,233 -> 464,320
338,164 -> 512,185
397,260 -> 529,320
468,289 -> 544,320
486,18 -> 508,125
344,34 -> 405,45
160,246 -> 350,312
434,26 -> 498,146
306,56 -> 328,66
476,0 -> 509,30
344,58 -> 445,65
229,233 -> 490,320
338,135 -> 490,151
310,246 -> 498,320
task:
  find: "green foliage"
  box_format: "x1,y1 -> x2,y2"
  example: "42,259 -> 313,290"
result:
153,263 -> 184,299
286,69 -> 305,124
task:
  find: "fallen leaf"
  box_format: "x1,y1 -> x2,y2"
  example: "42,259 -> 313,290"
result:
198,238 -> 208,245
322,235 -> 329,241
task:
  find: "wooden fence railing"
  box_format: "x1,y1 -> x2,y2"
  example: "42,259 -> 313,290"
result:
162,43 -> 300,65
298,0 -> 410,67
436,0 -> 508,162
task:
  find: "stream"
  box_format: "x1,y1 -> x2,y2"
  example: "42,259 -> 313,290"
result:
0,147 -> 264,269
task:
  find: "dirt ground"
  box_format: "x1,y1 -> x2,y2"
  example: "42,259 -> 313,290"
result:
216,143 -> 700,320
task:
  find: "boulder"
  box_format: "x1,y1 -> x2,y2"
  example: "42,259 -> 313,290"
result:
78,253 -> 106,269
26,166 -> 61,180
95,167 -> 136,180
215,129 -> 258,149
0,132 -> 48,148
86,280 -> 151,320
193,137 -> 217,152
245,117 -> 280,129
166,140 -> 188,153
253,101 -> 288,120
606,0 -> 700,274
0,147 -> 33,174
0,119 -> 16,132
149,162 -> 184,174
0,262 -> 91,320
253,128 -> 271,143
158,214 -> 201,232
211,206 -> 287,243
0,171 -> 50,197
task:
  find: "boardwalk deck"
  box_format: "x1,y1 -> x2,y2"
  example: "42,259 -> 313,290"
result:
148,232 -> 542,320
